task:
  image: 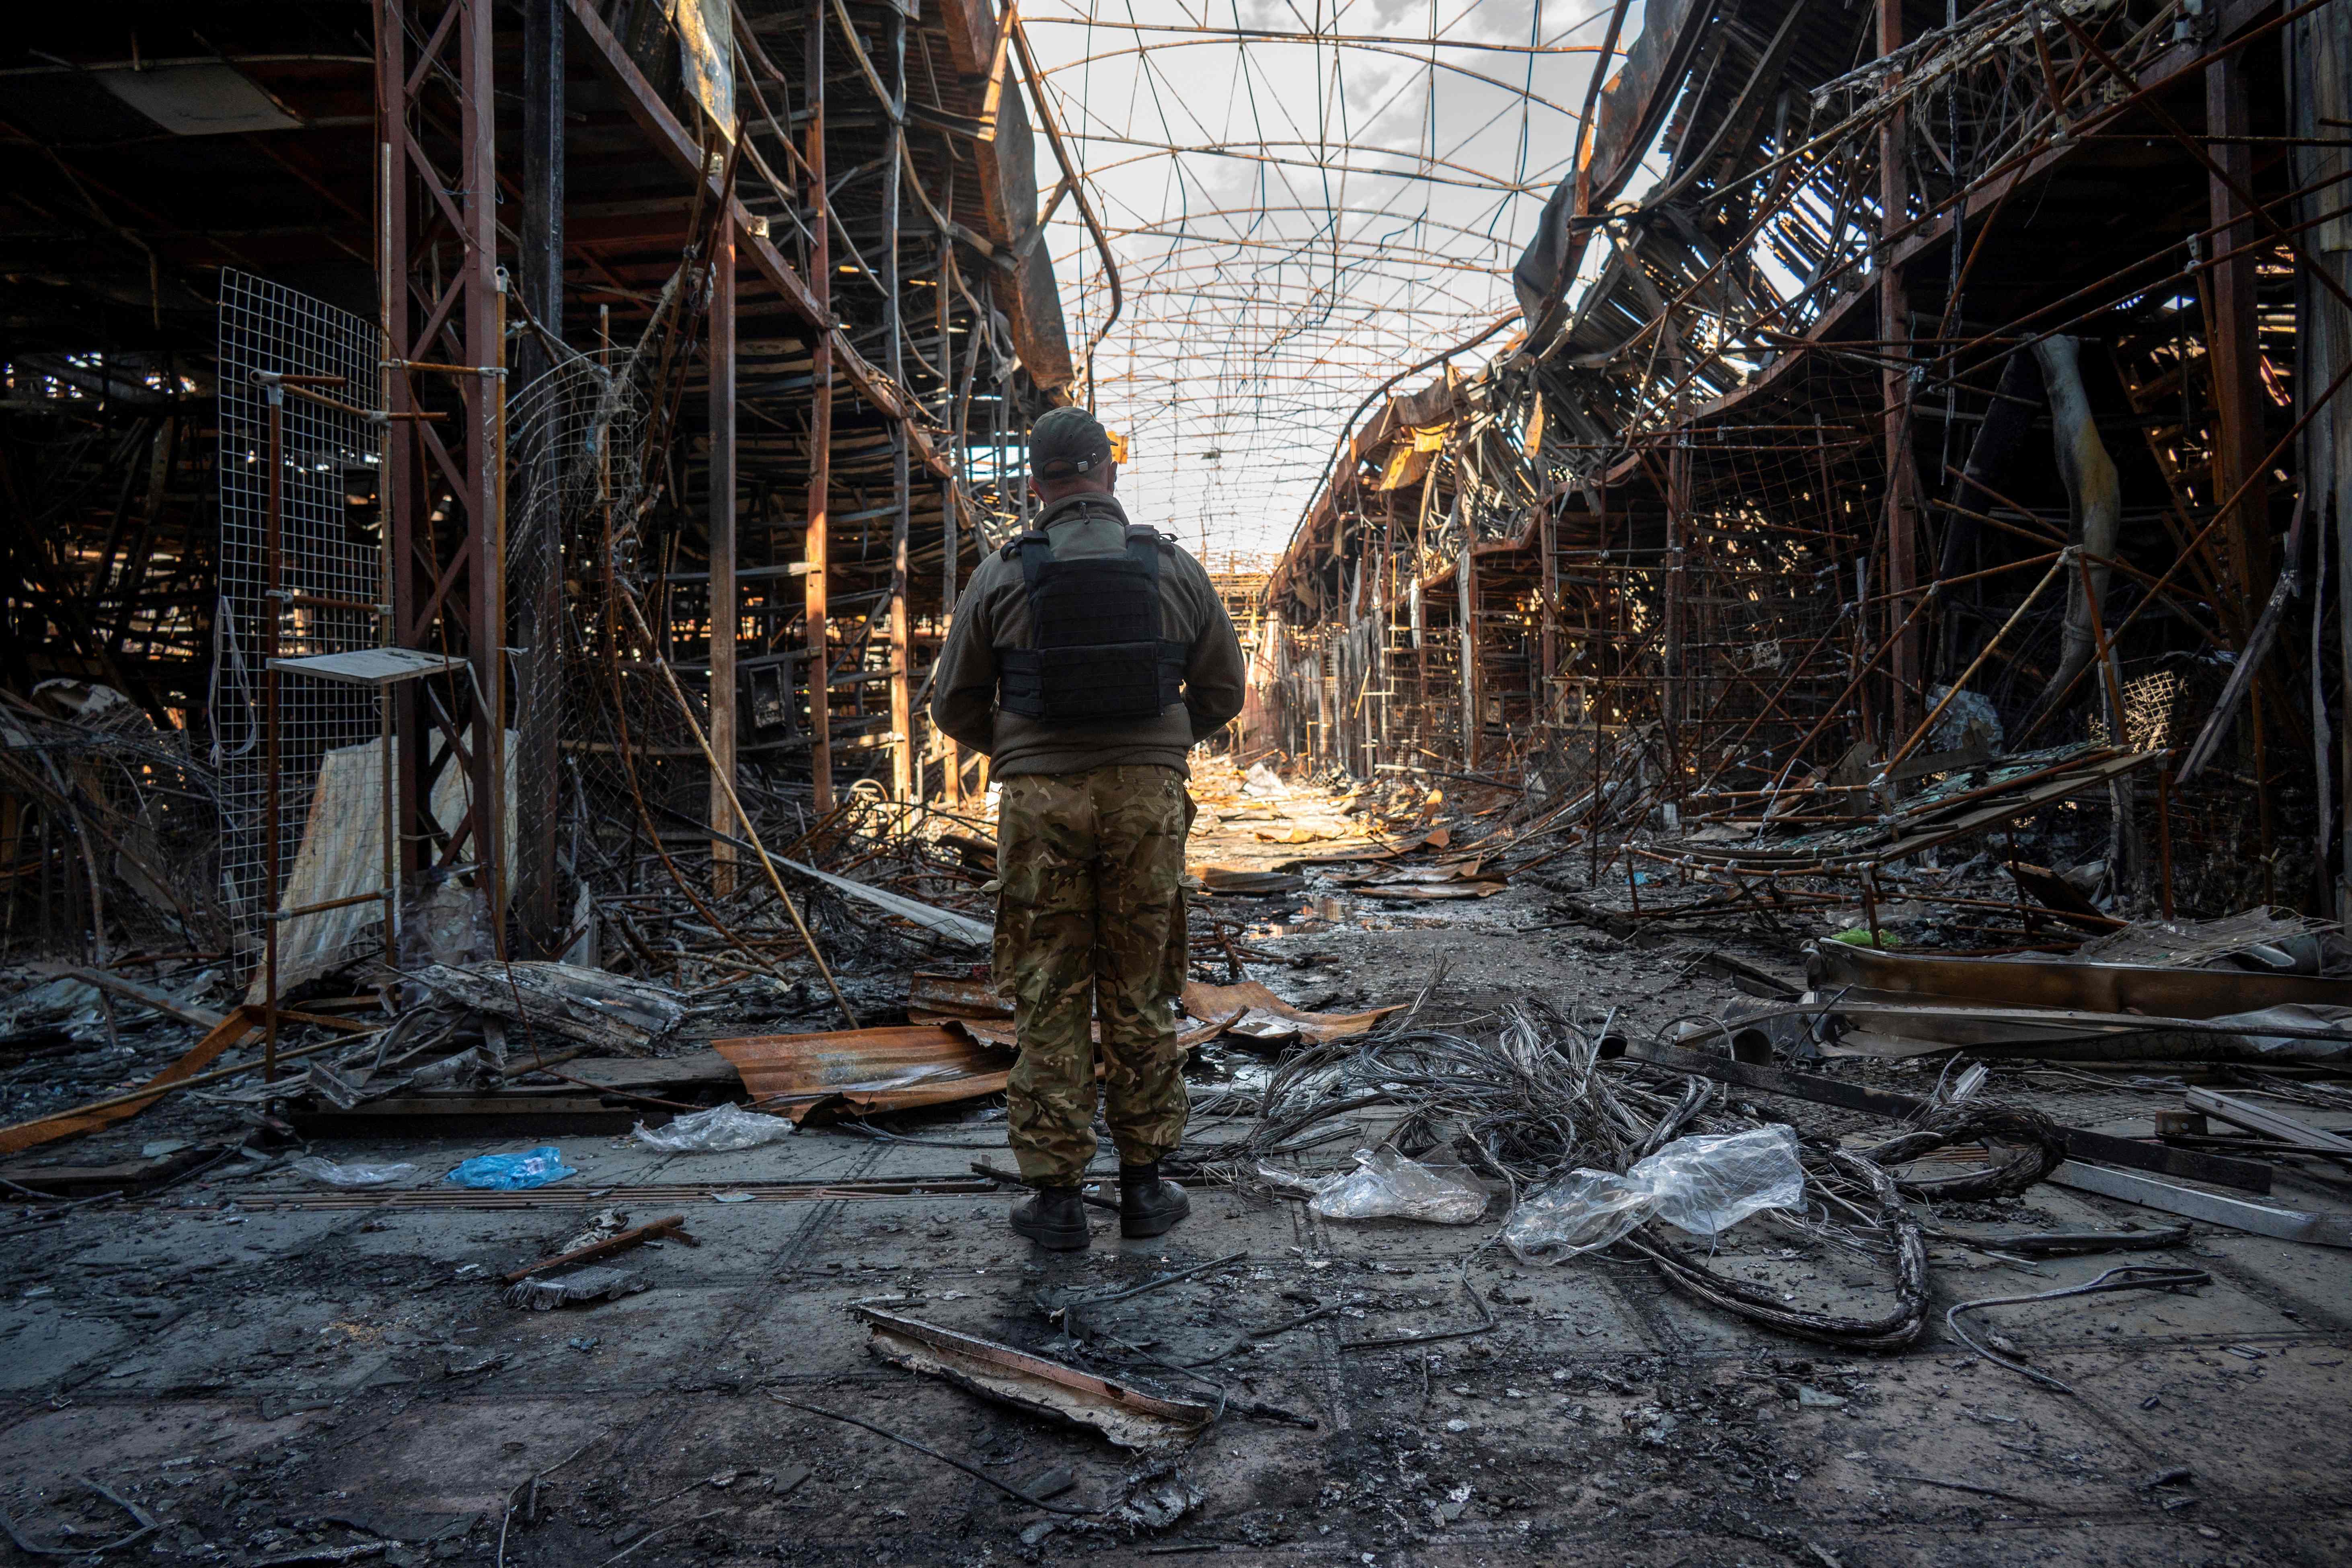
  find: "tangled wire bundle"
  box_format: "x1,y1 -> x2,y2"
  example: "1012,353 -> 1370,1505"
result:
1231,996 -> 2064,1350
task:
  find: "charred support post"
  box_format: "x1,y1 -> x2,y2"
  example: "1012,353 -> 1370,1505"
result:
467,3 -> 506,934
1539,495 -> 1557,736
804,0 -> 835,813
1456,541 -> 1479,767
1664,439 -> 1689,787
2199,40 -> 2280,912
262,380 -> 283,1079
2290,0 -> 2352,922
709,209 -> 738,894
376,12 -> 419,906
1877,0 -> 1920,739
516,0 -> 565,947
885,2 -> 914,804
487,278 -> 511,933
380,0 -> 506,932
2206,48 -> 2272,627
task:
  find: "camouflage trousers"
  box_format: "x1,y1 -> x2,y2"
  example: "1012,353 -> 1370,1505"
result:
993,764 -> 1193,1186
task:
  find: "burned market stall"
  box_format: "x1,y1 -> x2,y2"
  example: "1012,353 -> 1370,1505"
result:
1257,0 -> 2348,942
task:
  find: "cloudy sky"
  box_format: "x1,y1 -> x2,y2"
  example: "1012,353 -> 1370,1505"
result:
1017,0 -> 1633,560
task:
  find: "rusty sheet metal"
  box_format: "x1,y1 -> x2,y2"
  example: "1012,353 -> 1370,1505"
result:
906,970 -> 1011,1018
713,1025 -> 1007,1122
1812,940 -> 2352,1019
917,1013 -> 1236,1051
855,1305 -> 1212,1450
1179,980 -> 1400,1047
928,1015 -> 1017,1049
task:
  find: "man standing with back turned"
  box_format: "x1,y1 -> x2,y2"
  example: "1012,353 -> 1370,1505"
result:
931,407 -> 1246,1249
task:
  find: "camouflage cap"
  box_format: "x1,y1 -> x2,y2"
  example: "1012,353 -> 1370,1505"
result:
1030,405 -> 1114,479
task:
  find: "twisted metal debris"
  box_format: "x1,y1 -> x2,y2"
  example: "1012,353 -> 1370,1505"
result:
1228,990 -> 2062,1350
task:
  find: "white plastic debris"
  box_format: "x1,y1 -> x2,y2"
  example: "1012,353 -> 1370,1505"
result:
1497,1168 -> 1655,1258
1242,761 -> 1290,799
632,1103 -> 794,1153
1263,1145 -> 1490,1225
290,1156 -> 419,1188
1638,1126 -> 1808,1236
1502,1124 -> 1805,1262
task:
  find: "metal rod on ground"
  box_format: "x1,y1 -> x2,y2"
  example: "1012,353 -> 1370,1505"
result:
1945,1265 -> 2212,1394
765,1395 -> 1099,1516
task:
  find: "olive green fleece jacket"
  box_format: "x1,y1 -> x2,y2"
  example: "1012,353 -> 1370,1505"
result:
929,493 -> 1247,778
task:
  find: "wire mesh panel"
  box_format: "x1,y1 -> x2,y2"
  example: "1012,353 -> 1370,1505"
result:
213,271 -> 383,968
507,341 -> 649,930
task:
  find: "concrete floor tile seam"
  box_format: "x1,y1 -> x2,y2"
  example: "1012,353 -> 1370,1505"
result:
1294,1205 -> 1357,1436
1991,1357 -> 2268,1535
1415,1507 -> 2278,1544
33,1302 -> 203,1405
2169,1252 -> 2352,1334
1591,1260 -> 1686,1358
760,1257 -> 1482,1284
740,1143 -> 889,1291
1928,1330 -> 2352,1355
674,1134 -> 893,1393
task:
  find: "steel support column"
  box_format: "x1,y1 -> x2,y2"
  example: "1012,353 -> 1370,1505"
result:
1878,0 -> 1921,740
804,0 -> 834,812
2206,47 -> 2273,626
515,0 -> 565,949
709,209 -> 738,892
885,2 -> 914,803
377,0 -> 505,934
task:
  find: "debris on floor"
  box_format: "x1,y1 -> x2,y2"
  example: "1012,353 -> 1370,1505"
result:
856,1305 -> 1214,1451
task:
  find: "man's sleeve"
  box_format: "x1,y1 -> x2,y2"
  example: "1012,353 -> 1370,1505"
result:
1179,561 -> 1246,742
929,572 -> 999,754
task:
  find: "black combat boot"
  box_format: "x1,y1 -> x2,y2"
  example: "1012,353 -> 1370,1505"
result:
1119,1160 -> 1190,1239
1009,1185 -> 1091,1250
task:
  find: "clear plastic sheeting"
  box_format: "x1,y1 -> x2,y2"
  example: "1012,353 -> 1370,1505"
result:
1639,1126 -> 1806,1235
1263,1145 -> 1490,1224
633,1102 -> 795,1153
1498,1169 -> 1655,1258
1504,1125 -> 1806,1262
290,1156 -> 419,1188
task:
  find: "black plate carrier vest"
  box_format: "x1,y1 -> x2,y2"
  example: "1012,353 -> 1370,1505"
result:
995,522 -> 1189,725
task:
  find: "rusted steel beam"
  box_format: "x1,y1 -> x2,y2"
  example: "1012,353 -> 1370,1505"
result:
1877,0 -> 1919,743
805,0 -> 835,811
561,0 -> 949,480
2203,48 -> 2273,624
710,207 -> 739,893
884,1 -> 914,804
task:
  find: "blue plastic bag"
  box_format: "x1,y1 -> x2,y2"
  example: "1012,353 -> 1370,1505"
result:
446,1145 -> 577,1190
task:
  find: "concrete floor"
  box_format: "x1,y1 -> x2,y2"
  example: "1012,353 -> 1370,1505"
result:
2,779 -> 2349,1567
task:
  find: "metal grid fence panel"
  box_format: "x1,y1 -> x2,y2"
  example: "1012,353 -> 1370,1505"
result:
213,271 -> 383,949
508,342 -> 650,920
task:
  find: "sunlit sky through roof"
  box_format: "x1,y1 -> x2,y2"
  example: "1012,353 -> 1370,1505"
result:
1017,0 -> 1639,562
